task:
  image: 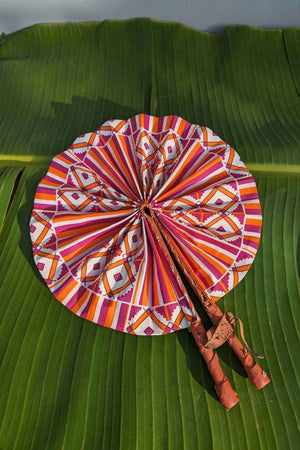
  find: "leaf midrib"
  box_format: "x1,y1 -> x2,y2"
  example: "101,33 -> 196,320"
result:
1,155 -> 300,177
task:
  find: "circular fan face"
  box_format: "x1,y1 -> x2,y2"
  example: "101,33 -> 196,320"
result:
30,114 -> 262,336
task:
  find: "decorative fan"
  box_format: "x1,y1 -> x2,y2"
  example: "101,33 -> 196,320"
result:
30,114 -> 270,409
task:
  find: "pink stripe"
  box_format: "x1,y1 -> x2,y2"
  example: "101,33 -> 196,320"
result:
245,208 -> 261,215
97,298 -> 111,325
158,117 -> 165,132
34,202 -> 56,210
111,134 -> 140,196
170,116 -> 179,130
128,305 -> 142,322
238,177 -> 254,186
244,224 -> 261,233
144,220 -> 180,304
115,303 -> 130,331
130,116 -> 138,133
80,293 -> 95,318
44,174 -> 64,185
243,237 -> 259,248
51,160 -> 69,176
144,114 -> 150,130
181,121 -> 192,138
241,193 -> 259,201
62,151 -> 78,164
37,187 -> 56,195
52,275 -> 73,298
66,285 -> 87,309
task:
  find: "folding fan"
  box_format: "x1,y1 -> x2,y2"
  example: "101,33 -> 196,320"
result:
30,114 -> 270,409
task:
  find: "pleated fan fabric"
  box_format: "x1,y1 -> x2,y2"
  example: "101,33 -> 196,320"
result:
30,114 -> 262,335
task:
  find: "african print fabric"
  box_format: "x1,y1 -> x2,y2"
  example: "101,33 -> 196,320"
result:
30,114 -> 262,335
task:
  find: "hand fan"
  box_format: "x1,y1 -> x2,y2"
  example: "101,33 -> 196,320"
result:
30,114 -> 270,409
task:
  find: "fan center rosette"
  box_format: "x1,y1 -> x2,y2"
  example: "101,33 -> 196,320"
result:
30,114 -> 262,336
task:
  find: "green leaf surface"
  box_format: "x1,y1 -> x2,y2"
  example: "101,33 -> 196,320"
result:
0,20 -> 299,449
0,166 -> 22,231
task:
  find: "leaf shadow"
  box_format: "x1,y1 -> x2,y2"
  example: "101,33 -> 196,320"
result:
31,95 -> 141,157
18,169 -> 48,285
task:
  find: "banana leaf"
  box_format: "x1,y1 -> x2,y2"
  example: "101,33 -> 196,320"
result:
0,20 -> 299,450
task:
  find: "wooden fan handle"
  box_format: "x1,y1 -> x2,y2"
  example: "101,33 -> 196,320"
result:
206,303 -> 270,389
190,321 -> 239,410
145,211 -> 239,408
152,212 -> 270,390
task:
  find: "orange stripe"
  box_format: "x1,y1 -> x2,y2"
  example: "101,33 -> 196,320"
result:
219,185 -> 235,199
207,140 -> 226,147
131,310 -> 149,330
86,293 -> 99,321
183,313 -> 194,322
56,278 -> 77,303
104,301 -> 118,328
173,310 -> 184,327
246,218 -> 262,226
233,271 -> 239,285
48,259 -> 59,281
152,268 -> 161,308
152,117 -> 159,133
48,166 -> 66,179
35,192 -> 56,201
61,238 -> 106,263
165,115 -> 173,129
164,306 -> 171,322
110,136 -> 135,185
140,267 -> 151,307
101,126 -> 115,131
155,255 -> 178,304
227,147 -> 235,165
72,142 -> 87,148
219,279 -> 229,293
134,267 -> 146,306
71,289 -> 90,314
139,114 -> 145,129
149,313 -> 165,330
230,165 -> 249,172
240,187 -> 257,195
35,226 -> 52,245
177,118 -> 187,136
115,120 -> 126,131
106,259 -> 125,270
244,235 -> 260,244
245,203 -> 261,209
236,264 -> 252,272
58,154 -> 75,165
110,280 -> 132,295
41,179 -> 61,187
222,215 -> 240,232
88,132 -> 97,146
201,126 -> 207,142
199,243 -> 234,266
102,273 -> 112,296
124,261 -> 133,279
55,223 -> 104,239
